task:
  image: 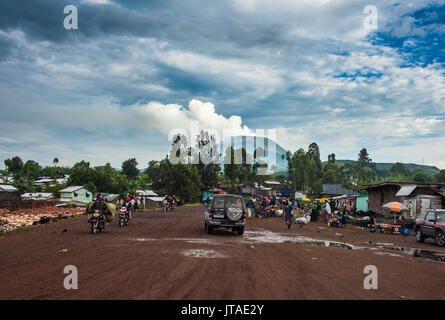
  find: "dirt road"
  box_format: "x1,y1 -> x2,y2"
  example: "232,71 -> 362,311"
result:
1,205 -> 445,300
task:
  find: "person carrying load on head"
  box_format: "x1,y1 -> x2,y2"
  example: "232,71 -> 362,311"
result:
86,194 -> 114,223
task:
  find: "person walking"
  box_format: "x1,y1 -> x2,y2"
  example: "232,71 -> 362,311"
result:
246,197 -> 254,218
254,197 -> 260,218
284,202 -> 294,229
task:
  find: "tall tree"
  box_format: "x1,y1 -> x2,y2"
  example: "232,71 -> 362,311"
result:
68,161 -> 96,192
306,143 -> 322,194
4,156 -> 23,179
193,130 -> 221,190
122,158 -> 140,180
357,148 -> 376,185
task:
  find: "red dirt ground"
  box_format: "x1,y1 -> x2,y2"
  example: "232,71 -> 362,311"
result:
1,205 -> 445,300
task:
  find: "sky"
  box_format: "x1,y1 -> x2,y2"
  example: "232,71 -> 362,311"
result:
0,0 -> 444,169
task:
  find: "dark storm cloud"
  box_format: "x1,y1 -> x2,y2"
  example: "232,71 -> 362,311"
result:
0,0 -> 444,167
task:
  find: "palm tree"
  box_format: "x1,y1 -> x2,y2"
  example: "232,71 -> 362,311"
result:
53,158 -> 59,166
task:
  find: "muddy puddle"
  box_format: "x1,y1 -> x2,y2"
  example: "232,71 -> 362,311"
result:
130,229 -> 445,263
182,249 -> 225,258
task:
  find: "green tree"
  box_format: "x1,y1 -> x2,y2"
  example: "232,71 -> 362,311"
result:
22,160 -> 41,181
113,174 -> 130,195
323,162 -> 341,184
92,163 -> 116,193
4,156 -> 23,180
122,158 -> 140,180
413,170 -> 431,182
223,146 -> 241,190
434,170 -> 445,183
306,143 -> 322,194
356,148 -> 376,185
388,162 -> 409,181
193,130 -> 221,190
68,161 -> 96,192
328,153 -> 336,163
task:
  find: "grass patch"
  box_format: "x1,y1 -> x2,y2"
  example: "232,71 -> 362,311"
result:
184,202 -> 202,207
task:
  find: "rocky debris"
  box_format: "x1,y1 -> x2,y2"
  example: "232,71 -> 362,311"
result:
0,207 -> 84,232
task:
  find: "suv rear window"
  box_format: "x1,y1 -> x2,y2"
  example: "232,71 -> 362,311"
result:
212,196 -> 243,209
213,197 -> 225,209
436,211 -> 445,223
226,197 -> 243,208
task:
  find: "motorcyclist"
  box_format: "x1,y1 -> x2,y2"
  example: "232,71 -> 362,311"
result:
86,194 -> 113,223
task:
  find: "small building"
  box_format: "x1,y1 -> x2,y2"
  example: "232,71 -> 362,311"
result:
21,193 -> 54,201
146,196 -> 164,209
34,177 -> 68,187
0,184 -> 20,201
263,181 -> 283,190
136,190 -> 158,197
363,182 -> 445,218
321,184 -> 359,198
136,190 -> 159,209
59,186 -> 93,203
356,194 -> 369,212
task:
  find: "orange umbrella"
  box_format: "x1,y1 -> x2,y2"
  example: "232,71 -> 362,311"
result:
382,202 -> 408,224
381,202 -> 407,212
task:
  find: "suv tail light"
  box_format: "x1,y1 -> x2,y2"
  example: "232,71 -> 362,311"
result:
209,212 -> 213,219
243,214 -> 246,220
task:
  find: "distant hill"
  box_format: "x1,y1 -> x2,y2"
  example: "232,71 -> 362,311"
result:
323,160 -> 440,176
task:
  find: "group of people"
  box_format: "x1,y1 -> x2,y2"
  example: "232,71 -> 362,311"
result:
116,194 -> 140,212
245,194 -> 284,218
245,194 -> 354,230
86,193 -> 138,223
162,194 -> 177,211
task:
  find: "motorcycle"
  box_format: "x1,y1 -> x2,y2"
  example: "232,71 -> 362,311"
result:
266,205 -> 276,217
89,209 -> 106,234
162,200 -> 170,212
119,206 -> 130,227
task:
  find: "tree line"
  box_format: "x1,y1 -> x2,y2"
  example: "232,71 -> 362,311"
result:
281,144 -> 445,194
2,137 -> 445,201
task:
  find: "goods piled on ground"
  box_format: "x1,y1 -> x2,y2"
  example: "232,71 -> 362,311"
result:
0,207 -> 84,232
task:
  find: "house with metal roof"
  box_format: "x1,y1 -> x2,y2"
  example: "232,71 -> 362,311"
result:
0,184 -> 20,202
321,184 -> 359,197
59,186 -> 93,203
362,181 -> 445,218
136,190 -> 158,197
0,184 -> 18,192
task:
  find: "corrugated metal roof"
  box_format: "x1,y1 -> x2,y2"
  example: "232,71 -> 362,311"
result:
147,197 -> 164,202
60,186 -> 84,193
21,193 -> 54,200
321,184 -> 359,196
263,181 -> 281,185
395,185 -> 417,197
0,184 -> 18,192
136,190 -> 158,196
